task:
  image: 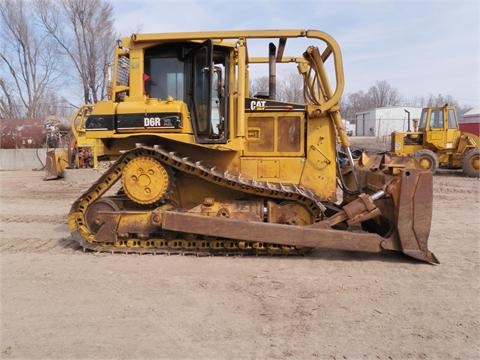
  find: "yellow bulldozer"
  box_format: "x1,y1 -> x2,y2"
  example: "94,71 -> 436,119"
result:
391,104 -> 480,177
67,29 -> 438,263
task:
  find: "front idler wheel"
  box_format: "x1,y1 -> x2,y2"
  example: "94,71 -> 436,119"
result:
85,198 -> 120,234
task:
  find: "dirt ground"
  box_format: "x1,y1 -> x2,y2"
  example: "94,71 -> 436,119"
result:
1,160 -> 479,359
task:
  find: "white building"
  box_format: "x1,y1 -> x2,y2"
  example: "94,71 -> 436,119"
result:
343,119 -> 356,136
355,106 -> 422,136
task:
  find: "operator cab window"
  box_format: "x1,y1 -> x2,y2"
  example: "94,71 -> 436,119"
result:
429,110 -> 443,129
148,58 -> 184,100
418,109 -> 427,130
144,42 -> 229,143
145,45 -> 186,100
448,109 -> 457,129
186,40 -> 229,144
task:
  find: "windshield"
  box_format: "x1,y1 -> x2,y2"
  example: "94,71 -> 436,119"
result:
418,110 -> 427,130
448,108 -> 457,129
147,57 -> 184,100
429,110 -> 443,129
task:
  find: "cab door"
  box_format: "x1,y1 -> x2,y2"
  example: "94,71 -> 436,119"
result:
425,108 -> 446,149
445,107 -> 461,149
185,40 -> 229,144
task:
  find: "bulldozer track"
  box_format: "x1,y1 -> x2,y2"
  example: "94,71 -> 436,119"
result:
69,146 -> 326,256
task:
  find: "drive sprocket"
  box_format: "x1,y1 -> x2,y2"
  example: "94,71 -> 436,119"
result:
122,156 -> 170,205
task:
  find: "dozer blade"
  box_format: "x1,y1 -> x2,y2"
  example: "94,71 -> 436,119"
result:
44,149 -> 68,180
161,168 -> 438,264
393,169 -> 438,264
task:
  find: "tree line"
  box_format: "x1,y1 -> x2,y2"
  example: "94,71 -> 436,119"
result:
0,0 -> 115,119
340,81 -> 471,122
252,75 -> 471,121
1,1 -> 471,121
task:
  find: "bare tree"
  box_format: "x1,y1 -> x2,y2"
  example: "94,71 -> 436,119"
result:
0,0 -> 61,118
341,90 -> 373,122
413,93 -> 472,118
278,72 -> 304,103
249,72 -> 304,103
0,78 -> 20,118
341,80 -> 402,121
367,80 -> 401,108
40,91 -> 76,119
413,93 -> 457,107
249,76 -> 270,98
36,0 -> 116,104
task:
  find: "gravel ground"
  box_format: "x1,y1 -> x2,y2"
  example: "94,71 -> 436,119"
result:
1,166 -> 479,360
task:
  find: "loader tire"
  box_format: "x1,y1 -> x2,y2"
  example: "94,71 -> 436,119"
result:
414,149 -> 438,174
462,149 -> 480,178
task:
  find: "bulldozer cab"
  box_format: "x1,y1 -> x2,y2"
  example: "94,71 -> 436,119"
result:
118,38 -> 231,145
419,105 -> 461,150
144,40 -> 229,144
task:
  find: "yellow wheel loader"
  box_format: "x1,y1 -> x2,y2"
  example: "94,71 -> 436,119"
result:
67,30 -> 438,263
391,105 -> 480,177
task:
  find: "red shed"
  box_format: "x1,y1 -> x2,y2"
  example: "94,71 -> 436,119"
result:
459,107 -> 480,136
0,118 -> 45,149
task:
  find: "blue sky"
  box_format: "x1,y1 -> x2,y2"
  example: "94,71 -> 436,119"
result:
112,0 -> 480,106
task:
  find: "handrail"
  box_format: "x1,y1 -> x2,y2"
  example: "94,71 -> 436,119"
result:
128,29 -> 344,112
70,105 -> 93,139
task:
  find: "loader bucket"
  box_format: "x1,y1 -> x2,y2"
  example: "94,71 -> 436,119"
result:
44,149 -> 68,180
392,168 -> 438,264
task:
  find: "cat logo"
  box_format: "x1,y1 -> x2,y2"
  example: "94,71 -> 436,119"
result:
250,100 -> 266,111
